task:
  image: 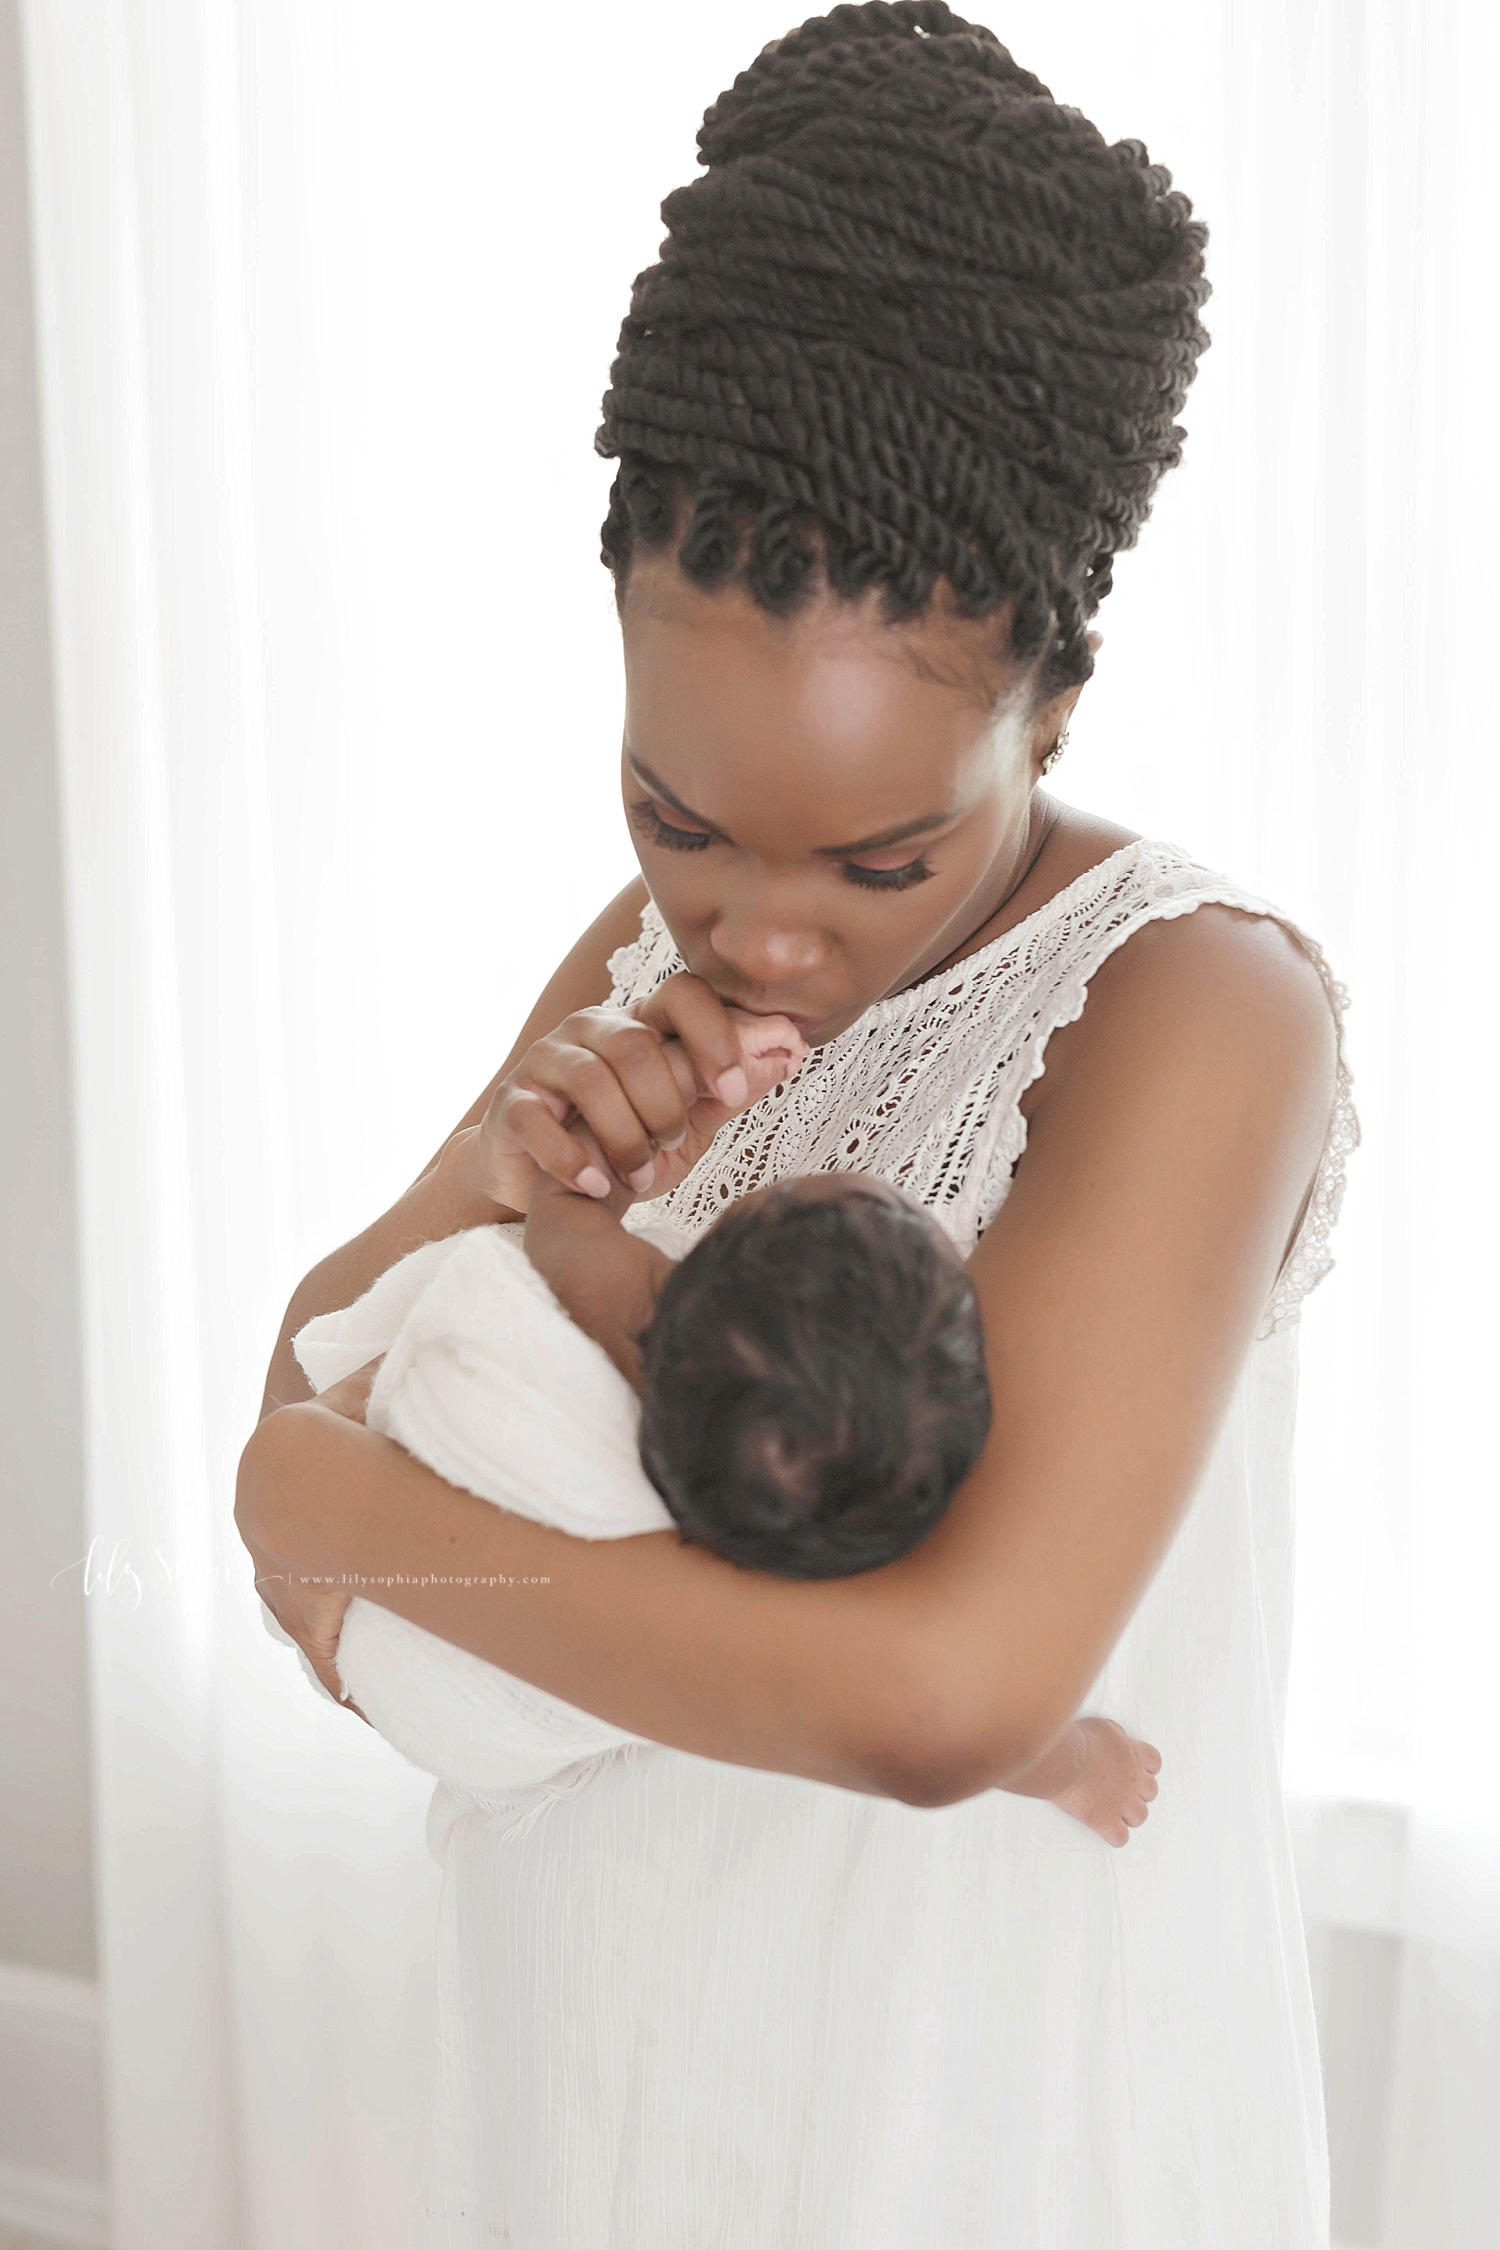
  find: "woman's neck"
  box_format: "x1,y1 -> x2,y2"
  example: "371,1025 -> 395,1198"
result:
889,797 -> 1144,1002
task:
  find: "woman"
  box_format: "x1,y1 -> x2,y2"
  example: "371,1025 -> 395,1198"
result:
238,8 -> 1355,2243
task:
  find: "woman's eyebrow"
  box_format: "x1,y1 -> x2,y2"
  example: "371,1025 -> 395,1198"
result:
813,809 -> 955,857
627,756 -> 734,839
627,755 -> 955,858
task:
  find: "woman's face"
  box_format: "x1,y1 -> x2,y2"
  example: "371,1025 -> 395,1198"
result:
619,547 -> 1080,1045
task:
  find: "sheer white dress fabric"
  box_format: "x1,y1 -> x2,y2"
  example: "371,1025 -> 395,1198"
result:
422,837 -> 1359,2250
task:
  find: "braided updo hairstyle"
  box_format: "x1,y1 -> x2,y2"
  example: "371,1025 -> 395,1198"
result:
597,0 -> 1211,703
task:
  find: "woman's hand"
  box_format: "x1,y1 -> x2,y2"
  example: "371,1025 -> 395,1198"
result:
465,971 -> 807,1212
242,1510 -> 369,1722
240,1382 -> 381,1723
637,1003 -> 806,1198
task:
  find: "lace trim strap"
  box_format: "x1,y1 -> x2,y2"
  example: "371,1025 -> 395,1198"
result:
1253,925 -> 1360,1335
967,877 -> 1360,1339
605,898 -> 679,1011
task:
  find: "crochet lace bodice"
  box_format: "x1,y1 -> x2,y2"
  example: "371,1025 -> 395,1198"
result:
607,837 -> 1359,1340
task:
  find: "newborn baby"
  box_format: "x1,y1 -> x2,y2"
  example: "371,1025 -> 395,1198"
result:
283,1017 -> 1159,1846
533,1163 -> 991,1581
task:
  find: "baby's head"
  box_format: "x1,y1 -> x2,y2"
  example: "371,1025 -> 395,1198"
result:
637,1176 -> 991,1580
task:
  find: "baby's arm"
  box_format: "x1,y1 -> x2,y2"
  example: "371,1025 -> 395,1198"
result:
524,1166 -> 671,1392
1001,1715 -> 1162,1846
315,1354 -> 385,1424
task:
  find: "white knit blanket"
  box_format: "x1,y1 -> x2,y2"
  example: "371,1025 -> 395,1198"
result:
266,1219 -> 685,1801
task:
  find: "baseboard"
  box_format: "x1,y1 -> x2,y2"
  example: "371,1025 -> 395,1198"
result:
0,2155 -> 109,2247
0,1963 -> 108,2248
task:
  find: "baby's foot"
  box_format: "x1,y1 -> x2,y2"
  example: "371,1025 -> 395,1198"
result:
1049,1716 -> 1162,1847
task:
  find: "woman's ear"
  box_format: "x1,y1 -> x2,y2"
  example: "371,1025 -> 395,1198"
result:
1031,681 -> 1083,766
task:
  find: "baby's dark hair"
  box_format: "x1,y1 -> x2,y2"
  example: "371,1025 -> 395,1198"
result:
596,0 -> 1211,706
636,1182 -> 991,1580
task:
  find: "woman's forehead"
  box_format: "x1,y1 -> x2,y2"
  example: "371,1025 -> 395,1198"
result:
623,718 -> 1004,851
621,565 -> 1027,830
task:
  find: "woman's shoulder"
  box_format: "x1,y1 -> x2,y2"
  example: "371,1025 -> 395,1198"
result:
1033,806 -> 1339,1033
1081,894 -> 1338,1064
1020,824 -> 1342,1165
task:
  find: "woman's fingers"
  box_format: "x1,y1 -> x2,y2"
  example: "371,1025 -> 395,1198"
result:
488,974 -> 811,1202
498,1050 -> 677,1197
492,1084 -> 615,1198
569,1014 -> 709,1159
633,974 -> 760,1111
252,1550 -> 365,1716
522,1011 -> 714,1189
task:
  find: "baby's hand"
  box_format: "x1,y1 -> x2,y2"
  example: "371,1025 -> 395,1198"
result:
1046,1717 -> 1162,1847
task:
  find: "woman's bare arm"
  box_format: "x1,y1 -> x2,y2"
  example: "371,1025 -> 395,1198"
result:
894,904 -> 1338,1796
238,904 -> 1336,1806
256,875 -> 650,1422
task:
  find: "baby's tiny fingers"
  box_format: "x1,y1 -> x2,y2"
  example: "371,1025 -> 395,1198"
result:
729,1011 -> 808,1067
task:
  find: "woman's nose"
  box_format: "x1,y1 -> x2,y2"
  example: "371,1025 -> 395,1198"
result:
707,910 -> 827,984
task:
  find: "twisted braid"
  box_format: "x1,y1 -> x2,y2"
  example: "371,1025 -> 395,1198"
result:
596,1 -> 1211,699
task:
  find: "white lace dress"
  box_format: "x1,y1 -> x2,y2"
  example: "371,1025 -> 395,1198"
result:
422,837 -> 1359,2249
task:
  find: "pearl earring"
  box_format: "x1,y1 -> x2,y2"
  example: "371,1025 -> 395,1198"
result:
1041,724 -> 1070,776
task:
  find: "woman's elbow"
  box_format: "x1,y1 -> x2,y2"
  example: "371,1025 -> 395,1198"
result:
869,1645 -> 1040,1810
879,1729 -> 1037,1810
236,1397 -> 320,1551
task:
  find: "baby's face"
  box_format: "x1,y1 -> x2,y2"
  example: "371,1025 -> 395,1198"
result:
712,1171 -> 965,1269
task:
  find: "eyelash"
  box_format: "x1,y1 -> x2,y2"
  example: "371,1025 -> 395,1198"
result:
628,798 -> 938,892
630,798 -> 711,854
842,856 -> 936,892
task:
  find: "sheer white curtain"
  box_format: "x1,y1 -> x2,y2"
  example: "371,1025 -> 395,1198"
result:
19,3 -> 1494,2246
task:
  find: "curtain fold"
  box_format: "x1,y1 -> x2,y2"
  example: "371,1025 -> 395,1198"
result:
21,7 -> 442,2248
19,3 -> 1496,2245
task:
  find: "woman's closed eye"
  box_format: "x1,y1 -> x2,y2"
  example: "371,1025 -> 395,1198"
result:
629,796 -> 937,892
841,856 -> 936,892
630,796 -> 713,854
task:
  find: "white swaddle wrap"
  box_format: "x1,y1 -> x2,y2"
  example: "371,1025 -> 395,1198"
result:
268,1217 -> 687,1800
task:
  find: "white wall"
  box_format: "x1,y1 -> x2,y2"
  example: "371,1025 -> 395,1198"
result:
0,2 -> 108,2235
0,0 -> 95,1989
